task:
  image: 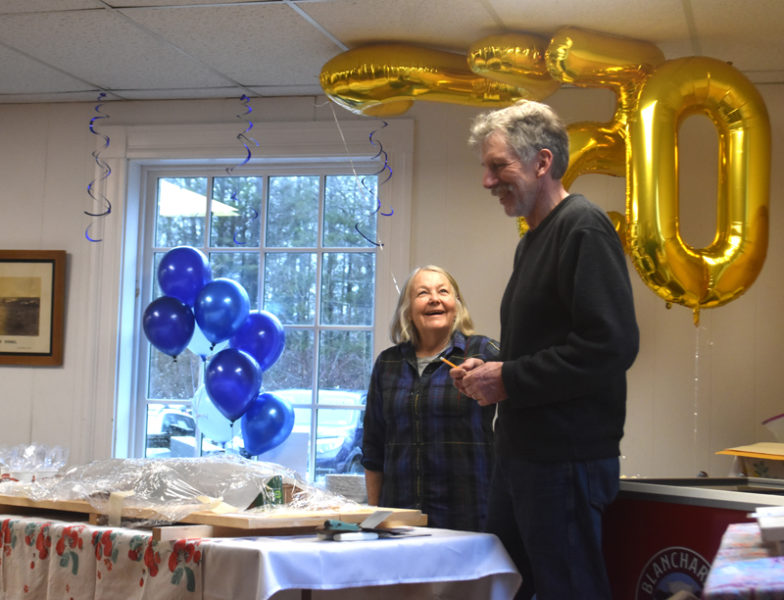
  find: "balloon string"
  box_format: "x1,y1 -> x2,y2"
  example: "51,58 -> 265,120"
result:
328,103 -> 393,247
85,92 -> 112,242
228,95 -> 260,245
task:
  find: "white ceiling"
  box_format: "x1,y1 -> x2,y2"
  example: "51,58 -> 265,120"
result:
0,0 -> 781,104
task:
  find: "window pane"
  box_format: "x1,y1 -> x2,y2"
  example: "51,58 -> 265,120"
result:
320,252 -> 375,326
266,176 -> 319,247
152,252 -> 165,298
155,177 -> 208,247
147,350 -> 202,399
255,405 -> 313,477
314,388 -> 365,479
262,329 -> 314,391
264,252 -> 316,324
323,174 -> 378,247
145,402 -> 198,458
318,330 -> 373,390
209,251 -> 260,308
315,406 -> 365,478
210,176 -> 262,247
201,432 -> 243,458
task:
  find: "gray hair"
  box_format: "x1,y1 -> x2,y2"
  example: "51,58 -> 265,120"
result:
468,100 -> 570,179
390,265 -> 475,347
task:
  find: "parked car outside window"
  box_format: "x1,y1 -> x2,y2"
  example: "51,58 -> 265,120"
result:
257,389 -> 365,479
144,390 -> 365,481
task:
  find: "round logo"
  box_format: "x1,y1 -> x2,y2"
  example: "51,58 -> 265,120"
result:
635,545 -> 710,600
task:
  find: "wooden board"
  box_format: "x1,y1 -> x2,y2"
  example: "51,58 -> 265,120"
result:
0,493 -> 427,536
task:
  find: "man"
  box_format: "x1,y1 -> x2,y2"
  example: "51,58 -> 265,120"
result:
451,100 -> 639,599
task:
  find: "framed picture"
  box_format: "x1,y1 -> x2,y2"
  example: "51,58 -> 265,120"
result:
0,250 -> 66,366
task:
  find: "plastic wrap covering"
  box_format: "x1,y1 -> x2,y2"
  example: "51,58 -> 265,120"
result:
0,452 -> 365,523
286,485 -> 361,512
0,443 -> 68,482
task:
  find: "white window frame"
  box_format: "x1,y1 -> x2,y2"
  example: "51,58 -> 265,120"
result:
93,119 -> 412,460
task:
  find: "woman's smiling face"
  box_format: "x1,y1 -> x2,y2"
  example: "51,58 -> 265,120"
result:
409,269 -> 457,343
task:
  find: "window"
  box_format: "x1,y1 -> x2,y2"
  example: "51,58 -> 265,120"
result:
141,167 -> 381,480
110,119 -> 412,482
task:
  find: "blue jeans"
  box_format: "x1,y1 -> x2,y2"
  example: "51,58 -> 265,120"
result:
486,455 -> 619,600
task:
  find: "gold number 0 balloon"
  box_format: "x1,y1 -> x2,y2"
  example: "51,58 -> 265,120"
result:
627,57 -> 771,323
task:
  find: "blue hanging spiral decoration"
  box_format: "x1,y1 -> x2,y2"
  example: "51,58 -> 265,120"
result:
228,95 -> 260,245
84,92 -> 112,242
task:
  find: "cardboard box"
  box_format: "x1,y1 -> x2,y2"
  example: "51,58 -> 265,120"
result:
717,442 -> 784,478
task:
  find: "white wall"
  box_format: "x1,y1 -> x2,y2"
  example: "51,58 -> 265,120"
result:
0,84 -> 782,478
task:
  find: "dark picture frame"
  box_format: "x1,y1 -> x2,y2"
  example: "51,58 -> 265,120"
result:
0,250 -> 66,366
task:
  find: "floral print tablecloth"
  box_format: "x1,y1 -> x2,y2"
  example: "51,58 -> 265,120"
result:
1,513 -> 523,600
0,515 -> 203,600
703,522 -> 784,600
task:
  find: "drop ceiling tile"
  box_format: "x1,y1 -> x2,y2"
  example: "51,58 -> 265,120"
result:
300,0 -> 498,52
0,9 -> 236,91
117,85 -> 248,100
0,0 -> 104,14
688,0 -> 784,72
105,0 -> 270,5
0,44 -> 95,94
122,3 -> 341,87
0,91 -> 112,103
491,0 -> 689,42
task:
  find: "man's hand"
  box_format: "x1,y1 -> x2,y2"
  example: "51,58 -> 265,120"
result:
450,359 -> 507,406
448,357 -> 481,395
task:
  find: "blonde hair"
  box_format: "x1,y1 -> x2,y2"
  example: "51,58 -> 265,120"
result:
390,265 -> 475,346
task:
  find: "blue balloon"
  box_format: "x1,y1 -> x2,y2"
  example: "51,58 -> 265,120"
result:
241,392 -> 295,456
229,310 -> 286,371
142,296 -> 195,358
157,247 -> 212,306
194,278 -> 250,345
204,348 -> 261,422
192,385 -> 239,443
187,323 -> 227,360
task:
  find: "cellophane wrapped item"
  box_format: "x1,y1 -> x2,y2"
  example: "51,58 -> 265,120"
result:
0,451 -> 361,524
0,443 -> 68,482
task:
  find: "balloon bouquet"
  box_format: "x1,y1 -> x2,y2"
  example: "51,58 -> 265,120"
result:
142,246 -> 294,456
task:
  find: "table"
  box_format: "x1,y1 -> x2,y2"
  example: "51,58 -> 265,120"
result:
702,522 -> 784,599
0,514 -> 521,600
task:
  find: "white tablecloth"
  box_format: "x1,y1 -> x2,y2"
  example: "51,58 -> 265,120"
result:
202,528 -> 521,600
0,515 -> 520,600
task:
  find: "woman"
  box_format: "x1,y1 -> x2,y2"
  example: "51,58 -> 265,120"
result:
361,265 -> 499,531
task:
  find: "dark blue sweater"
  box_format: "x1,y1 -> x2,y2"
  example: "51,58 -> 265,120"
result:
497,194 -> 640,462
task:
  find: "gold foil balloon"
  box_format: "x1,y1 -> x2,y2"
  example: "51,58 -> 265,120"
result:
546,27 -> 665,188
467,33 -> 560,98
520,27 -> 663,253
320,42 -> 557,117
627,56 -> 770,322
319,29 -> 771,321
